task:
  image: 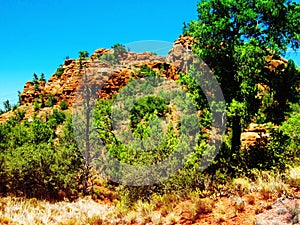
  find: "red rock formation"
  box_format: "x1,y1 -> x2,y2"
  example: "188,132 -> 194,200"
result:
18,37 -> 189,107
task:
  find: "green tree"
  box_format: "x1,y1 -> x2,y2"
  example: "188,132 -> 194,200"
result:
262,60 -> 300,123
46,94 -> 57,107
54,65 -> 65,77
78,51 -> 89,69
3,100 -> 11,111
33,73 -> 39,90
112,43 -> 127,56
33,73 -> 38,83
17,90 -> 22,105
30,118 -> 53,144
280,111 -> 300,161
186,0 -> 300,154
39,73 -> 46,82
79,51 -> 89,59
60,100 -> 69,110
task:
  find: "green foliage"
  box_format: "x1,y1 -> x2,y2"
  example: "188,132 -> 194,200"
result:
17,90 -> 22,105
177,69 -> 208,110
14,109 -> 26,121
30,118 -> 53,144
32,73 -> 38,83
47,109 -> 66,129
33,101 -> 40,111
186,0 -> 300,152
112,43 -> 127,56
39,73 -> 46,82
262,60 -> 300,124
79,51 -> 89,59
54,65 -> 65,77
32,73 -> 39,90
280,112 -> 300,161
130,96 -> 169,130
4,143 -> 82,199
46,94 -> 57,107
98,53 -> 117,65
78,51 -> 89,69
0,113 -> 83,200
240,129 -> 288,172
60,100 -> 69,110
132,64 -> 159,79
3,100 -> 11,112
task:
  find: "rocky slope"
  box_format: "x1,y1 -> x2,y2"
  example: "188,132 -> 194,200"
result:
0,36 -> 289,148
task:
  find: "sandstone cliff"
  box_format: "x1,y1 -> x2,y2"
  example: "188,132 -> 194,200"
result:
0,36 -> 289,148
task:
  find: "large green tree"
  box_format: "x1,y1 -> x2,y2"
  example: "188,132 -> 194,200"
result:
185,0 -> 300,153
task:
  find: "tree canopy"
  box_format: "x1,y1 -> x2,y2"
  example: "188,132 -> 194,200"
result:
185,0 -> 300,152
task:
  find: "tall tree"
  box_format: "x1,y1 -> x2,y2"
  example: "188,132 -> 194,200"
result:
3,100 -> 11,112
186,0 -> 300,153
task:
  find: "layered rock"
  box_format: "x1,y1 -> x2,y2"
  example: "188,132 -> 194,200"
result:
0,36 -> 290,149
18,41 -> 185,106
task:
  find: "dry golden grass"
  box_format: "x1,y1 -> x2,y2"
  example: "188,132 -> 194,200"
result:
232,177 -> 252,196
1,167 -> 300,225
287,166 -> 300,188
0,196 -> 113,225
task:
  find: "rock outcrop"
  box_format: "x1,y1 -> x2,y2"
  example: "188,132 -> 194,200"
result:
0,36 -> 289,149
18,41 -> 185,106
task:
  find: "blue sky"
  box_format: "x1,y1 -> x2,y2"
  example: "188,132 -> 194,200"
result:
0,0 -> 299,108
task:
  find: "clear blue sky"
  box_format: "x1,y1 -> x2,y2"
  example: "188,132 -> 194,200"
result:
0,0 -> 299,108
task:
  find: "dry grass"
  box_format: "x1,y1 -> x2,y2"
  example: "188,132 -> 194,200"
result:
0,196 -> 113,225
251,171 -> 289,199
232,177 -> 252,196
287,166 -> 300,188
1,168 -> 299,225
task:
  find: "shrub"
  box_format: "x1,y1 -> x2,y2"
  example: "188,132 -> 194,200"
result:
60,100 -> 69,110
280,112 -> 300,162
4,143 -> 82,199
129,96 -> 169,130
46,94 -> 57,107
33,101 -> 40,111
47,109 -> 66,129
99,53 -> 118,65
14,110 -> 26,121
0,114 -> 83,200
39,73 -> 46,82
30,118 -> 53,144
54,65 -> 65,77
112,43 -> 127,56
3,100 -> 11,112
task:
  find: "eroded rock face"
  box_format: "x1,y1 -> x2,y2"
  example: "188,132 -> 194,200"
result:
18,37 -> 191,107
1,36 -> 288,149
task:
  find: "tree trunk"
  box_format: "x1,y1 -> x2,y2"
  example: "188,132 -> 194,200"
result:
231,116 -> 242,153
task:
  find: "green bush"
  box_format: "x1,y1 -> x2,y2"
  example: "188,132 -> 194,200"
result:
0,115 -> 83,200
3,100 -> 11,112
4,143 -> 82,199
14,110 -> 26,121
33,101 -> 40,111
47,109 -> 66,129
280,112 -> 300,163
99,53 -> 118,65
60,100 -> 69,110
46,94 -> 57,107
30,118 -> 53,144
54,65 -> 65,77
130,96 -> 169,130
112,43 -> 127,56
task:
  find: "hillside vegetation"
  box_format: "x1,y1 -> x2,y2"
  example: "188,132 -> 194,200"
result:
0,0 -> 300,224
